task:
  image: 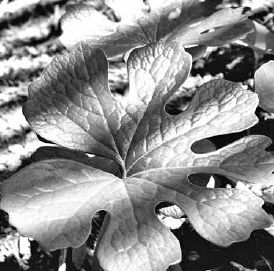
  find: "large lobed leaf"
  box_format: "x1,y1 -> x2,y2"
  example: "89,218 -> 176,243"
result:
59,0 -> 253,56
1,41 -> 274,271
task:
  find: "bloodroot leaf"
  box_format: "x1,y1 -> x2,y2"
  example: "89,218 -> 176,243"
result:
59,0 -> 252,56
175,186 -> 269,246
31,146 -> 121,176
2,40 -> 274,271
166,7 -> 254,46
0,160 -> 181,271
243,21 -> 274,55
23,41 -> 192,166
255,61 -> 274,113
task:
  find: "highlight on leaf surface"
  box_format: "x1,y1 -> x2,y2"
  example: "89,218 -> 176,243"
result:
1,40 -> 274,271
59,0 -> 253,57
255,60 -> 274,113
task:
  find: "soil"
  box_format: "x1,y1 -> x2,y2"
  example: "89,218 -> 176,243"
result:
1,0 -> 274,270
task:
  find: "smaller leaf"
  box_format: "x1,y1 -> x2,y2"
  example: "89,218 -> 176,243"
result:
243,21 -> 274,54
31,146 -> 120,176
166,7 -> 254,46
31,146 -> 90,163
255,61 -> 274,113
60,1 -> 249,56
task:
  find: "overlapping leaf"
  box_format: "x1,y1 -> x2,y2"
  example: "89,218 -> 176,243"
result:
255,60 -> 274,113
59,0 -> 253,56
31,146 -> 121,176
1,41 -> 274,271
243,21 -> 274,54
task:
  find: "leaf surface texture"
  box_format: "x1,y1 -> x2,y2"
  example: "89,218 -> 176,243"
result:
1,41 -> 274,271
